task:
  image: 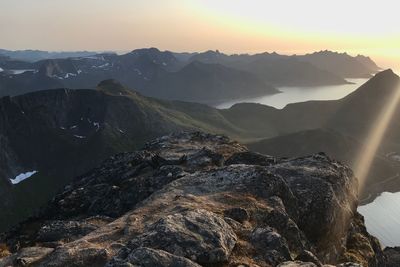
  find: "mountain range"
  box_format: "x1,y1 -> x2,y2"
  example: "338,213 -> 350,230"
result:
0,48 -> 380,104
0,49 -> 97,62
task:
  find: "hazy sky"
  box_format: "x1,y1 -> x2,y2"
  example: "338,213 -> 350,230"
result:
1,0 -> 399,69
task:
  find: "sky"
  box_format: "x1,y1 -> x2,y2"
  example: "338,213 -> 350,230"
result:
1,0 -> 399,69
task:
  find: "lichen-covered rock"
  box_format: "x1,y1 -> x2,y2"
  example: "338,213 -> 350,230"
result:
225,151 -> 278,166
36,219 -> 102,243
250,227 -> 292,261
0,247 -> 54,267
341,213 -> 386,267
128,209 -> 237,264
278,261 -> 318,267
38,245 -> 109,267
0,132 -> 386,267
126,247 -> 201,267
336,263 -> 363,267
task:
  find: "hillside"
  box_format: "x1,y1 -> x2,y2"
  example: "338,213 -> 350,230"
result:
0,80 -> 243,230
144,61 -> 279,103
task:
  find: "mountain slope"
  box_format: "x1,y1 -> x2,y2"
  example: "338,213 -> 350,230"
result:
144,61 -> 279,103
0,132 -> 386,267
0,80 -> 244,230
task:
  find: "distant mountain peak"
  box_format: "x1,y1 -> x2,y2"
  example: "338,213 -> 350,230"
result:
373,68 -> 397,79
130,47 -> 161,54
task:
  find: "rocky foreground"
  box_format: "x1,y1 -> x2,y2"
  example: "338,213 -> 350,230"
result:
0,132 -> 393,266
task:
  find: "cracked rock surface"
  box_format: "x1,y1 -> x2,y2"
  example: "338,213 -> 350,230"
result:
0,132 -> 387,266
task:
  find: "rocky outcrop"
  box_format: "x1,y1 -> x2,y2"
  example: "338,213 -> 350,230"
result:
0,132 -> 386,266
384,247 -> 400,267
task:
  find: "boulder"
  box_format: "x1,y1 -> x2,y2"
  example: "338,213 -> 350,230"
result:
127,247 -> 201,267
0,247 -> 53,266
128,209 -> 237,264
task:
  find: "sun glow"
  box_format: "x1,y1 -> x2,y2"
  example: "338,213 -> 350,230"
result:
355,83 -> 400,190
0,0 -> 399,68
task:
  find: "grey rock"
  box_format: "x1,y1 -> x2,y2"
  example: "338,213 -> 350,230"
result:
128,209 -> 237,264
0,247 -> 53,267
38,246 -> 109,267
127,247 -> 201,267
223,207 -> 249,223
0,133 -> 385,267
250,227 -> 292,261
278,261 -> 318,267
295,250 -> 322,267
225,151 -> 278,166
336,263 -> 363,267
36,220 -> 98,242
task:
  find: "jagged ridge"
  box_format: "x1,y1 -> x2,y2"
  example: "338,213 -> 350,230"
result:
0,132 -> 386,267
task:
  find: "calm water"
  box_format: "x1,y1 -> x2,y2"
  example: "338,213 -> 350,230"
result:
358,192 -> 400,247
216,78 -> 368,109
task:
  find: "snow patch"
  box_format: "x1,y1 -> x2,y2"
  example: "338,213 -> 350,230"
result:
52,75 -> 64,80
0,67 -> 3,72
64,73 -> 77,79
10,69 -> 35,75
98,63 -> 110,68
386,152 -> 400,162
10,171 -> 38,185
74,135 -> 86,139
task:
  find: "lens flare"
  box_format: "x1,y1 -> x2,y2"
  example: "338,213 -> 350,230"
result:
355,83 -> 400,190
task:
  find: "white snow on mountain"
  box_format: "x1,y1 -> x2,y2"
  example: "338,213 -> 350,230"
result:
10,171 -> 38,185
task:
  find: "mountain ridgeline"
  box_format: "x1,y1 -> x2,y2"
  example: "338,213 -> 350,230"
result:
0,132 -> 390,267
0,48 -> 380,104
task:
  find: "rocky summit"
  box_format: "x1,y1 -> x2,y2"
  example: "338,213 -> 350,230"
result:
0,132 -> 389,267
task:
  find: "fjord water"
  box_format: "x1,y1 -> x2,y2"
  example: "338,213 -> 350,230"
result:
358,192 -> 400,247
216,78 -> 368,109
